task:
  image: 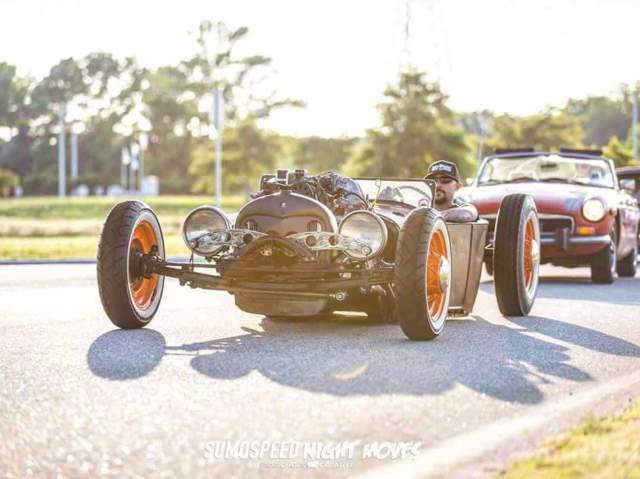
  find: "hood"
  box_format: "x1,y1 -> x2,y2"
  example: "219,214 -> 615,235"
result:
458,182 -> 614,216
234,190 -> 338,235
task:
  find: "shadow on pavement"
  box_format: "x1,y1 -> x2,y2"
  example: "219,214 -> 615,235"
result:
87,329 -> 166,380
480,275 -> 640,305
87,313 -> 640,403
508,316 -> 640,356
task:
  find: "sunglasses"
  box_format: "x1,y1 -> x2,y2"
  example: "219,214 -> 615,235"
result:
433,177 -> 455,185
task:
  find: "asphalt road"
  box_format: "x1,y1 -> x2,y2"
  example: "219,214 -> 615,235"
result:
1,263 -> 639,478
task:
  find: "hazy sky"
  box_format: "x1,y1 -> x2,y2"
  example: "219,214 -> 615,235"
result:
3,0 -> 640,137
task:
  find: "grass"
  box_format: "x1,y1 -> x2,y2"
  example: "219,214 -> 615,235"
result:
500,401 -> 640,478
0,195 -> 244,259
0,235 -> 188,260
0,216 -> 185,237
0,195 -> 244,219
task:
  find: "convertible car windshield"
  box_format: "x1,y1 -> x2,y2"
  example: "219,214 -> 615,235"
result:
355,178 -> 433,207
477,155 -> 615,188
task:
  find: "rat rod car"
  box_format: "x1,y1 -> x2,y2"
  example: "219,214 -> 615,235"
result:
97,169 -> 540,341
459,149 -> 639,283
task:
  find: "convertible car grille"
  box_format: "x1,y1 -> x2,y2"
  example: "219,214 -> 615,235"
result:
539,217 -> 573,233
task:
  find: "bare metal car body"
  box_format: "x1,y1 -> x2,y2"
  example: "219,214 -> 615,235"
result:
97,169 -> 534,342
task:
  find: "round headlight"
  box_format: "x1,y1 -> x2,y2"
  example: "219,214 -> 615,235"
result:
182,206 -> 231,255
582,198 -> 606,222
338,211 -> 387,259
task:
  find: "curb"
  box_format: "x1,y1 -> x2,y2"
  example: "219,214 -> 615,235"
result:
354,369 -> 640,479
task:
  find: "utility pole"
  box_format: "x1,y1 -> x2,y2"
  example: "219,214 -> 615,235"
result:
477,135 -> 485,163
632,89 -> 638,161
211,88 -> 225,208
58,104 -> 66,198
402,0 -> 411,67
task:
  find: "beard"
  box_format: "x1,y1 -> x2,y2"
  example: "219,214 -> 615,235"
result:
434,189 -> 448,206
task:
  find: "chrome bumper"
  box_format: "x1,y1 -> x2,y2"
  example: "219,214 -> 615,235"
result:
540,234 -> 611,247
486,230 -> 610,250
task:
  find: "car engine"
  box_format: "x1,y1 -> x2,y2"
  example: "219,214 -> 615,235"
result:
251,169 -> 369,217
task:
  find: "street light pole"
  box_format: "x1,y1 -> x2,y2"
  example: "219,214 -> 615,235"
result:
121,147 -> 130,191
138,133 -> 148,193
130,142 -> 140,193
58,104 -> 66,198
70,129 -> 78,180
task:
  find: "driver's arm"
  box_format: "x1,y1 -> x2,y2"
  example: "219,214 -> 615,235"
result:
441,204 -> 478,223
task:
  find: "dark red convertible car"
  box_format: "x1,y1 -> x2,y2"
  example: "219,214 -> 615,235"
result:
458,148 -> 639,283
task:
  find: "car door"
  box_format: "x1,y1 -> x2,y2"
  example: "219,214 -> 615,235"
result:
617,176 -> 640,254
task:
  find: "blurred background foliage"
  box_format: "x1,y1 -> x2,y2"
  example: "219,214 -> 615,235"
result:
0,20 -> 638,198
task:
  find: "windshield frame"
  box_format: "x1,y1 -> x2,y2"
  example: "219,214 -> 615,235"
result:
475,153 -> 617,190
353,177 -> 435,208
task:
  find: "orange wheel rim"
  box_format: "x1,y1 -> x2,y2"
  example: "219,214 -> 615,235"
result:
425,228 -> 447,318
129,220 -> 159,310
523,218 -> 535,290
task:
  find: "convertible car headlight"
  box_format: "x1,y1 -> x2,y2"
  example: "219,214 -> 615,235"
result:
582,198 -> 606,222
182,206 -> 231,255
338,211 -> 387,259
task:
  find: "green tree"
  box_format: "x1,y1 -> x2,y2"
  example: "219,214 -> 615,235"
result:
0,62 -> 38,178
347,69 -> 474,179
190,121 -> 281,195
178,22 -> 302,197
1,19 -> 301,195
0,168 -> 19,197
142,65 -> 198,193
183,21 -> 303,122
566,96 -> 628,147
189,121 -> 280,195
293,136 -> 355,173
21,54 -> 146,193
487,109 -> 584,152
603,136 -> 638,167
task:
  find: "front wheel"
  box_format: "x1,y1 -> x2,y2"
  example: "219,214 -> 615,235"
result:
394,208 -> 452,340
617,243 -> 637,277
494,194 -> 540,316
97,201 -> 165,329
591,227 -> 616,284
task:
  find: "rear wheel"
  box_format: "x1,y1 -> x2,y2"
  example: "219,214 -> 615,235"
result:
97,201 -> 165,329
616,242 -> 636,277
591,227 -> 616,284
494,194 -> 540,316
394,208 -> 451,340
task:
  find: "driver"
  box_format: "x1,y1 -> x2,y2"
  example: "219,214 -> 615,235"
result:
425,161 -> 478,223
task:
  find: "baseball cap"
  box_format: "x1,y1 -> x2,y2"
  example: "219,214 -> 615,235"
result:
424,160 -> 460,182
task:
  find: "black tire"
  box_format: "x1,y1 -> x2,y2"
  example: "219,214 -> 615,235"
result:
97,201 -> 165,329
394,208 -> 452,340
591,227 -> 616,284
485,258 -> 494,276
494,194 -> 540,316
617,243 -> 638,277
